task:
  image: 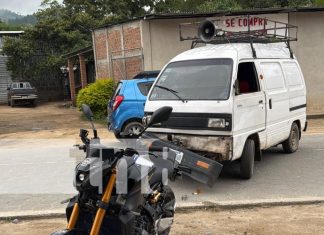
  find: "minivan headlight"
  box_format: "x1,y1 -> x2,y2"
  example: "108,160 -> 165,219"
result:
208,118 -> 227,128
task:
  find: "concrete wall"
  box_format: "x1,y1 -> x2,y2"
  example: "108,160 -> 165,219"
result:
141,18 -> 203,71
141,14 -> 288,71
289,11 -> 324,115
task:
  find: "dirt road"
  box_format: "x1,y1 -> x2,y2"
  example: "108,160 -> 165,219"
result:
1,102 -> 322,139
1,204 -> 324,235
0,102 -> 113,139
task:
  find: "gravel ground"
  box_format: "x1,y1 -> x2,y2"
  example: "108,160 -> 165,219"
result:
1,204 -> 324,235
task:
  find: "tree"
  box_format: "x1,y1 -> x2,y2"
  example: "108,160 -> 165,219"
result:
2,0 -> 156,81
315,0 -> 324,5
198,0 -> 242,12
0,19 -> 25,31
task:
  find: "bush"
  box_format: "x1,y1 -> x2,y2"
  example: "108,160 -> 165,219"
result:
77,78 -> 115,119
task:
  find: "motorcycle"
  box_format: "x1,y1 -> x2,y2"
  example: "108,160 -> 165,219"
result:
52,105 -> 223,235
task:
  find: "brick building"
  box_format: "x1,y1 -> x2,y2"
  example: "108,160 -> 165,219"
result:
92,7 -> 324,115
64,46 -> 96,105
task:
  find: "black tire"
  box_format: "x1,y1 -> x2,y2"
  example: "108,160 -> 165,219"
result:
122,122 -> 144,138
10,99 -> 15,107
282,122 -> 300,154
31,100 -> 37,107
240,139 -> 255,179
114,132 -> 121,139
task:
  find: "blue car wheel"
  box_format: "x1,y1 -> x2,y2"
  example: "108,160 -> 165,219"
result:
120,121 -> 144,138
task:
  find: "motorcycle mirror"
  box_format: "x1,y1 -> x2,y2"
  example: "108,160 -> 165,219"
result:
81,104 -> 94,121
148,106 -> 173,127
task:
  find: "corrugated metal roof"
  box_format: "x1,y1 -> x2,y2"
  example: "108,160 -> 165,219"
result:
94,6 -> 324,30
0,31 -> 24,35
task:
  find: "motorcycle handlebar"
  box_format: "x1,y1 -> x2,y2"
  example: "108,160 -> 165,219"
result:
149,146 -> 169,152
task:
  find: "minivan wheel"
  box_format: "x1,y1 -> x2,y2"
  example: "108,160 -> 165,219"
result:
240,139 -> 255,179
10,99 -> 15,107
282,122 -> 300,154
123,122 -> 144,138
31,100 -> 37,107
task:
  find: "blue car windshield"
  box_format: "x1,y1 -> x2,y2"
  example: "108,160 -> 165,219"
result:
149,59 -> 233,101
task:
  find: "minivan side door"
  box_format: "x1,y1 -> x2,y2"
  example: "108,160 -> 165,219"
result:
259,61 -> 291,148
233,61 -> 266,160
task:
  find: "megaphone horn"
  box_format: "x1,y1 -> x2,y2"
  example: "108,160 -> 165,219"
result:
198,20 -> 216,43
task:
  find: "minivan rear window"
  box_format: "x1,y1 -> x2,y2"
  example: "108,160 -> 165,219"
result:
149,59 -> 233,101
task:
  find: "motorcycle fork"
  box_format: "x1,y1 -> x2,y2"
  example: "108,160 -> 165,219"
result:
90,170 -> 116,235
67,202 -> 80,229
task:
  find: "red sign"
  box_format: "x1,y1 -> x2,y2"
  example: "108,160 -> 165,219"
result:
224,17 -> 268,28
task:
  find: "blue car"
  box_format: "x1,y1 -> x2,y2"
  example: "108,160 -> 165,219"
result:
107,71 -> 159,138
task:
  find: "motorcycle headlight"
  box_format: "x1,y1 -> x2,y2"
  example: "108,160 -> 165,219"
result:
208,118 -> 228,128
79,173 -> 85,181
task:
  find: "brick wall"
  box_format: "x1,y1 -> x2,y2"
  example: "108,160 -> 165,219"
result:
93,21 -> 143,81
94,29 -> 109,79
125,57 -> 142,79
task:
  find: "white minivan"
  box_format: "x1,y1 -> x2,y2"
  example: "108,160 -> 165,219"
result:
144,42 -> 307,179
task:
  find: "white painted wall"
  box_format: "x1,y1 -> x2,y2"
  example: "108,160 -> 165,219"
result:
289,11 -> 324,115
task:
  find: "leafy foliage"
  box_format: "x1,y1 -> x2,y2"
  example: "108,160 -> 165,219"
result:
198,0 -> 242,12
0,20 -> 25,30
8,15 -> 37,25
77,79 -> 115,119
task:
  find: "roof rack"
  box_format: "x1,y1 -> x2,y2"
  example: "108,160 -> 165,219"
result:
179,16 -> 298,58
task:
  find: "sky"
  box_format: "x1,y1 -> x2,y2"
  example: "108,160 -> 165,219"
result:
0,0 -> 63,15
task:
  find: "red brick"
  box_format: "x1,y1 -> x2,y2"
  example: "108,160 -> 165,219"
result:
94,31 -> 107,61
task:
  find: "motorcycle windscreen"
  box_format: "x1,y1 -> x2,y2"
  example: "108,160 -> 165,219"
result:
150,139 -> 223,187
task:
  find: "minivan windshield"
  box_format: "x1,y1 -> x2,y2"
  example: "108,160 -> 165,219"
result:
149,59 -> 233,101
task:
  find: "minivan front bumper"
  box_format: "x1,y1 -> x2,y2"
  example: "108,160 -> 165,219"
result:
153,133 -> 233,161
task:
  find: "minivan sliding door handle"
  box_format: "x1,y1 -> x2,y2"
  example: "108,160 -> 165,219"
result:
259,100 -> 263,104
269,99 -> 272,109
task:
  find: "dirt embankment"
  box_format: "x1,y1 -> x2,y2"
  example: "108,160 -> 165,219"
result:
1,204 -> 324,235
0,102 -> 113,139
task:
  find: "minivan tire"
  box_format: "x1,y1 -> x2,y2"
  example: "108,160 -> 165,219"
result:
282,122 -> 300,154
122,122 -> 144,138
31,100 -> 37,107
240,139 -> 255,179
10,99 -> 15,107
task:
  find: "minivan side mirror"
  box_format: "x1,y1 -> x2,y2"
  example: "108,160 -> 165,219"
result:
234,79 -> 240,96
6,87 -> 10,91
